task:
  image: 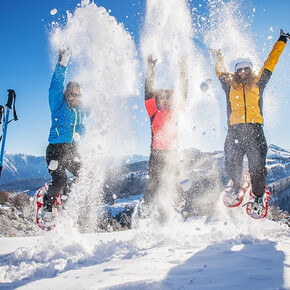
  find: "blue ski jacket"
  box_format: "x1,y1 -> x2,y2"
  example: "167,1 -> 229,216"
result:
48,64 -> 86,144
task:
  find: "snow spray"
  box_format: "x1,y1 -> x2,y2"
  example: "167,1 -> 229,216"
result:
139,0 -> 223,222
204,0 -> 285,129
50,0 -> 139,232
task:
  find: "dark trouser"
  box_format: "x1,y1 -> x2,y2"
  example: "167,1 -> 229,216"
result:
45,143 -> 81,205
144,149 -> 181,204
224,123 -> 267,198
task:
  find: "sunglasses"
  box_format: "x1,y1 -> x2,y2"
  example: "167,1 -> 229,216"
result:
237,67 -> 251,73
68,92 -> 82,98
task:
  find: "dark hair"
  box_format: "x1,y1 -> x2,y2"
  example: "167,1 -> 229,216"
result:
232,70 -> 256,88
66,81 -> 81,92
155,89 -> 174,100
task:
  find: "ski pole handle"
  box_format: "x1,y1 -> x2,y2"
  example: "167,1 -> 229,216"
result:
6,89 -> 15,109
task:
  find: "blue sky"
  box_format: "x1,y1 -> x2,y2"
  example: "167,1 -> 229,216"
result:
0,0 -> 289,157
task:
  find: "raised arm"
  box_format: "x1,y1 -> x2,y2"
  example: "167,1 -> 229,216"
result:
145,54 -> 157,100
210,48 -> 227,78
179,55 -> 188,100
257,30 -> 288,88
49,48 -> 71,114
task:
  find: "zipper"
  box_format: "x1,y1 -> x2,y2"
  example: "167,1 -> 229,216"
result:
55,125 -> 59,136
243,85 -> 247,123
71,108 -> 77,142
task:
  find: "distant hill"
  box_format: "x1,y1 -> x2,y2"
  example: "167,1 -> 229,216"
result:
0,144 -> 289,199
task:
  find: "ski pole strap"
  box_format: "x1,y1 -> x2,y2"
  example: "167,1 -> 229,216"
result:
0,106 -> 4,142
0,106 -> 4,124
6,89 -> 18,122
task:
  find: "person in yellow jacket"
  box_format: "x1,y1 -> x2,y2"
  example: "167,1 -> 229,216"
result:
211,30 -> 289,208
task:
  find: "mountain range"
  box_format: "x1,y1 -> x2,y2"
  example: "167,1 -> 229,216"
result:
0,145 -> 289,212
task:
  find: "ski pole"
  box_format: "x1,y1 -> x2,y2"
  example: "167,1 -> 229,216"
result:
0,89 -> 17,181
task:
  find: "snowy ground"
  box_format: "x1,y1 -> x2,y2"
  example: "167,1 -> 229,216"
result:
0,195 -> 289,290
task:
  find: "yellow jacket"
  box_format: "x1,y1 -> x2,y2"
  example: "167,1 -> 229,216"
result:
215,39 -> 286,126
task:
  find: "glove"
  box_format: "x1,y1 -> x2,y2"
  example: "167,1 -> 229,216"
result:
147,54 -> 158,69
209,48 -> 222,57
280,29 -> 290,39
58,48 -> 71,67
209,48 -> 222,63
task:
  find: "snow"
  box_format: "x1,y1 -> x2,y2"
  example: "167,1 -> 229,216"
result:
1,1 -> 289,288
50,8 -> 57,16
49,0 -> 140,227
105,194 -> 142,216
268,145 -> 290,160
0,210 -> 289,289
179,179 -> 192,192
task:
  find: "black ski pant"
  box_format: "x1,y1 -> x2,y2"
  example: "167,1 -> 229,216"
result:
224,123 -> 267,198
144,149 -> 182,204
44,143 -> 81,205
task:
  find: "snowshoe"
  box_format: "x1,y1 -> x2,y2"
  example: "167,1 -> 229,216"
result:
222,172 -> 251,208
244,187 -> 270,219
173,196 -> 190,219
136,200 -> 153,219
36,184 -> 62,231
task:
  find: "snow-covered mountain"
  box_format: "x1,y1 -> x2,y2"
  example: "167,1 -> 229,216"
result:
0,153 -> 50,185
266,145 -> 290,182
0,153 -> 148,194
1,144 -> 290,195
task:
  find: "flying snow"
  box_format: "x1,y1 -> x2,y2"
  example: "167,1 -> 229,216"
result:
50,0 -> 140,230
50,8 -> 58,16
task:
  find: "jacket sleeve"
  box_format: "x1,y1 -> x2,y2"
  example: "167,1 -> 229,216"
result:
257,37 -> 287,89
145,63 -> 155,101
214,54 -> 231,93
49,63 -> 67,114
214,54 -> 227,78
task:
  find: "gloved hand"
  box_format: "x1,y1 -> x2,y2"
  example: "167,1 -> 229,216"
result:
147,54 -> 158,69
58,48 -> 71,67
280,29 -> 290,39
209,48 -> 222,63
209,48 -> 222,57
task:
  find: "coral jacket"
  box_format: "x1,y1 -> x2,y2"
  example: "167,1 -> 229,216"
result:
145,93 -> 178,150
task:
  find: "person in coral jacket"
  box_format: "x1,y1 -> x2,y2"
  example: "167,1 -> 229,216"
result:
140,54 -> 188,216
211,29 -> 289,210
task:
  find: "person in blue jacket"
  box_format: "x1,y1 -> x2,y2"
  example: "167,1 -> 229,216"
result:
42,48 -> 86,219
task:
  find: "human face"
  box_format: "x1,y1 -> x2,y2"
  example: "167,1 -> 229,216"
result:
236,67 -> 251,80
65,86 -> 82,108
157,90 -> 173,110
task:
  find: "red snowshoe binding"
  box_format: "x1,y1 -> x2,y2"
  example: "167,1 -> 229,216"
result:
222,172 -> 251,208
36,184 -> 61,231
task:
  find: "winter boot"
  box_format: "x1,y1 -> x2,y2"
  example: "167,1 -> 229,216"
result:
41,202 -> 53,223
245,187 -> 270,219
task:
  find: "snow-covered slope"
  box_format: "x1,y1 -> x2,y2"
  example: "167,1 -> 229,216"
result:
0,207 -> 289,289
267,145 -> 290,183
